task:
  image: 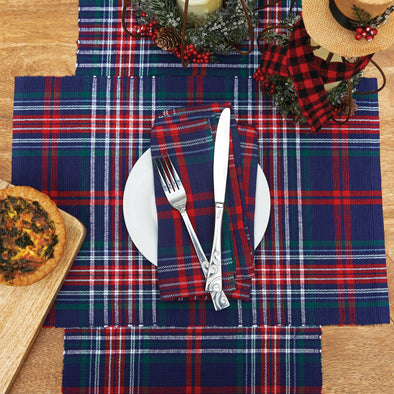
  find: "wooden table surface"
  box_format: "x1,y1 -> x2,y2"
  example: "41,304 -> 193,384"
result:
1,1 -> 393,392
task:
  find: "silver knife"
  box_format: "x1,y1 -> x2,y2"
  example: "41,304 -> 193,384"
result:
205,107 -> 231,293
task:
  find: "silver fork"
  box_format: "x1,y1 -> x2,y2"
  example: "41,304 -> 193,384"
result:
153,155 -> 230,311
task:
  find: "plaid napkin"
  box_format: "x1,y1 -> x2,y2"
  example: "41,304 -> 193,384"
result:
150,103 -> 259,301
63,326 -> 322,393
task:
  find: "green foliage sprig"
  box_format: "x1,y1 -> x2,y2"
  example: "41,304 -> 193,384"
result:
257,14 -> 364,125
130,0 -> 258,55
351,5 -> 372,26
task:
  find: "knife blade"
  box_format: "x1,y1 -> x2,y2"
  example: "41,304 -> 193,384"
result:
205,107 -> 231,293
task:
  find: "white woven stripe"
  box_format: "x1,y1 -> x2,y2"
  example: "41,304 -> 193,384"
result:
128,327 -> 136,394
295,125 -> 306,325
114,77 -> 122,325
272,111 -> 282,325
104,76 -> 112,326
254,251 -> 386,260
117,327 -> 122,394
88,327 -> 94,392
285,326 -> 291,394
234,77 -> 246,327
11,136 -> 383,150
107,327 -> 113,391
264,329 -> 268,394
257,92 -> 269,326
282,120 -> 293,325
95,327 -> 101,394
151,76 -> 158,325
292,327 -> 297,394
65,331 -> 322,341
251,326 -> 256,393
137,77 -> 145,325
274,326 -> 278,393
89,77 -> 98,326
66,348 -> 319,355
67,253 -> 388,264
104,0 -> 115,76
55,288 -> 389,302
127,77 -> 136,325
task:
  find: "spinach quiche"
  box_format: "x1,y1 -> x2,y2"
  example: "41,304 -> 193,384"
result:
0,186 -> 66,286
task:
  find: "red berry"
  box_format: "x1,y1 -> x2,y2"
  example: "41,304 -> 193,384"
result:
371,28 -> 378,36
361,31 -> 367,37
140,24 -> 146,32
355,33 -> 362,40
141,12 -> 146,17
355,27 -> 363,34
365,26 -> 371,32
366,34 -> 374,41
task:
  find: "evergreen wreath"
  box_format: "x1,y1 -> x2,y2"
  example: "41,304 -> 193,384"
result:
254,14 -> 363,124
125,0 -> 258,63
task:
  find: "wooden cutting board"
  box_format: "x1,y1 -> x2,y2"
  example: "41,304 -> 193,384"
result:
0,180 -> 86,393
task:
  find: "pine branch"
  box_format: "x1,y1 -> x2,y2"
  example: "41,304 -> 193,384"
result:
130,0 -> 257,54
352,5 -> 372,25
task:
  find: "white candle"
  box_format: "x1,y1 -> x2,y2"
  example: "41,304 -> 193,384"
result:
176,0 -> 223,18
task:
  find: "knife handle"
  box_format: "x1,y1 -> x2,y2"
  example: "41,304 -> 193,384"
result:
205,202 -> 224,293
180,209 -> 230,311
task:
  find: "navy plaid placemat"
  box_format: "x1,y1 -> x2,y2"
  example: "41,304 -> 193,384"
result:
76,0 -> 301,77
11,75 -> 389,327
63,326 -> 322,393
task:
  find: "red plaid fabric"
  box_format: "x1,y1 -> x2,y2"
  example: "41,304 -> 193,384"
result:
258,17 -> 371,132
150,103 -> 257,301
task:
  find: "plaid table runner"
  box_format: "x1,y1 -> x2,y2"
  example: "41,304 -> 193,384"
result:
63,326 -> 322,393
11,75 -> 389,327
76,0 -> 300,77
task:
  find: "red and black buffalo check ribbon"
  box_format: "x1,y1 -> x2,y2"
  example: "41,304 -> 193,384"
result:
150,103 -> 258,301
258,18 -> 372,132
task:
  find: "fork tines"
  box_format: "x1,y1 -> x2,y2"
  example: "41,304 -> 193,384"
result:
154,155 -> 179,193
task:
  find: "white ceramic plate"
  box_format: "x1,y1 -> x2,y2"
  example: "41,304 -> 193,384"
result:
123,149 -> 271,266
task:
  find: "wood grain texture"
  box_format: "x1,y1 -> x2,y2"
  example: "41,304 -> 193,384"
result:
322,326 -> 394,393
9,327 -> 64,394
0,180 -> 86,393
0,0 -> 393,392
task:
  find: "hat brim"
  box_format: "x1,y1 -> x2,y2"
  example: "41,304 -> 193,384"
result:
302,0 -> 394,57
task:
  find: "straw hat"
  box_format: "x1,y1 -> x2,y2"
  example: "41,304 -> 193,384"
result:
302,0 -> 394,57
